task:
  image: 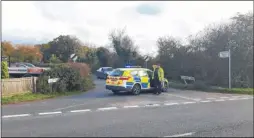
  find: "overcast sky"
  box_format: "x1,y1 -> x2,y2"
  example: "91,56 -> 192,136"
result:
2,1 -> 253,55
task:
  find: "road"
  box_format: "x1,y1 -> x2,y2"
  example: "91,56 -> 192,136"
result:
2,79 -> 253,137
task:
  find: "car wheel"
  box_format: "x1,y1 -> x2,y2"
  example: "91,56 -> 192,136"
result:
132,84 -> 141,95
112,90 -> 120,94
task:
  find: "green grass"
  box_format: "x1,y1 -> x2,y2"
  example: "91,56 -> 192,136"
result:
169,81 -> 253,95
216,88 -> 254,95
1,91 -> 85,105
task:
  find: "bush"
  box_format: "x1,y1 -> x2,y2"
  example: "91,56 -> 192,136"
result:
36,63 -> 94,94
1,61 -> 9,79
36,75 -> 52,94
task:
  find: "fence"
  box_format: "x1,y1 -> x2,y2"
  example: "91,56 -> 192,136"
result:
1,77 -> 38,97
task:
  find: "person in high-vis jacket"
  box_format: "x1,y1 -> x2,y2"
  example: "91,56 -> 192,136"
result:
152,63 -> 164,95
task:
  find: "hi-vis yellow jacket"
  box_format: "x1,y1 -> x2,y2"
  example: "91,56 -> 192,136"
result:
152,65 -> 164,81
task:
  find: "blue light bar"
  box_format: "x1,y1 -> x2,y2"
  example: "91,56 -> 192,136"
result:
125,66 -> 141,68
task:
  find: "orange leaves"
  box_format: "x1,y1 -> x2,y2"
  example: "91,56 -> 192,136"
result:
1,42 -> 43,62
14,45 -> 43,62
1,41 -> 15,56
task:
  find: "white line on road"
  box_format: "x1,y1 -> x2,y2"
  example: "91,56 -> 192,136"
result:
97,107 -> 118,111
123,105 -> 140,108
2,114 -> 31,118
200,100 -> 211,103
164,103 -> 179,106
38,111 -> 62,115
70,109 -> 91,113
206,98 -> 216,100
183,102 -> 196,104
239,97 -> 252,100
215,99 -> 225,102
164,132 -> 195,137
145,104 -> 161,107
220,97 -> 229,99
228,98 -> 238,101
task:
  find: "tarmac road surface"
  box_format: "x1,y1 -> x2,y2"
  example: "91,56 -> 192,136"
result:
2,78 -> 253,137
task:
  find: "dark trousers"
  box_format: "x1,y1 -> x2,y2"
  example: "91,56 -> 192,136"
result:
153,79 -> 162,94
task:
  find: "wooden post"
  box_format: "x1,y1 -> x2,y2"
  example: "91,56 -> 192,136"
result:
32,77 -> 36,93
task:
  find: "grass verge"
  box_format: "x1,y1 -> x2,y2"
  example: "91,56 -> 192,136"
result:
1,90 -> 92,105
169,81 -> 253,95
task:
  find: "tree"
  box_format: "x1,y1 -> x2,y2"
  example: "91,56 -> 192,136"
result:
96,47 -> 111,67
47,35 -> 83,62
156,36 -> 185,79
49,54 -> 62,64
109,29 -> 139,67
10,45 -> 43,63
1,41 -> 15,57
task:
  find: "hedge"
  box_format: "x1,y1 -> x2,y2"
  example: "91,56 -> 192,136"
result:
36,62 -> 94,94
1,61 -> 9,79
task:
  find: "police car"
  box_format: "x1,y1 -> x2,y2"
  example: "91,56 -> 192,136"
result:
105,66 -> 169,95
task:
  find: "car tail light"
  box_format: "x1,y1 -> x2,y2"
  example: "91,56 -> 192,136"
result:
119,76 -> 130,80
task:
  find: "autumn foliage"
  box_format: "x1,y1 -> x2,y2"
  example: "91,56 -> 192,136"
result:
1,41 -> 42,63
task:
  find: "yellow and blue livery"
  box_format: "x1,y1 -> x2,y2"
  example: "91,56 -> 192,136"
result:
105,67 -> 168,95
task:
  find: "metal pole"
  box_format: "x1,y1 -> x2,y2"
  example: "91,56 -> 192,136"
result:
145,61 -> 147,68
229,49 -> 231,89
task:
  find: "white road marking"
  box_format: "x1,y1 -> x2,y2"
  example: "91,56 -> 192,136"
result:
97,107 -> 118,111
165,93 -> 199,101
193,99 -> 201,101
200,100 -> 211,103
70,109 -> 91,113
215,99 -> 225,102
183,102 -> 196,104
164,132 -> 195,137
206,98 -> 216,100
239,97 -> 251,100
38,111 -> 62,115
228,98 -> 238,101
2,114 -> 31,118
123,105 -> 140,108
145,104 -> 160,107
221,97 -> 229,99
164,103 -> 179,106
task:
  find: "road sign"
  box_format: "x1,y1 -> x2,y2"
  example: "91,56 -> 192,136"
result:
219,51 -> 229,58
180,76 -> 195,81
48,78 -> 59,84
219,50 -> 231,89
144,56 -> 149,61
70,54 -> 75,59
70,53 -> 78,62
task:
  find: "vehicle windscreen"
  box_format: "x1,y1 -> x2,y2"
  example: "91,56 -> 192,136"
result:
109,69 -> 124,76
24,63 -> 35,67
104,67 -> 113,71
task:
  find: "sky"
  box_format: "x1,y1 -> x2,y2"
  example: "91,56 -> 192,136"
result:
2,1 -> 253,56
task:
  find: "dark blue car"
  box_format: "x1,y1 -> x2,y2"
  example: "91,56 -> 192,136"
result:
96,67 -> 114,79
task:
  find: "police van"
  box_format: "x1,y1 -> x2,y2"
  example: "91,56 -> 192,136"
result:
105,66 -> 169,95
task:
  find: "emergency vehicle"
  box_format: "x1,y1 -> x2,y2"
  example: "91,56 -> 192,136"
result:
105,66 -> 169,95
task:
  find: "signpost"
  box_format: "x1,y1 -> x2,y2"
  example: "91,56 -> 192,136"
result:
48,78 -> 60,84
180,75 -> 195,85
70,54 -> 78,62
144,56 -> 149,68
219,49 -> 231,89
48,76 -> 60,92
